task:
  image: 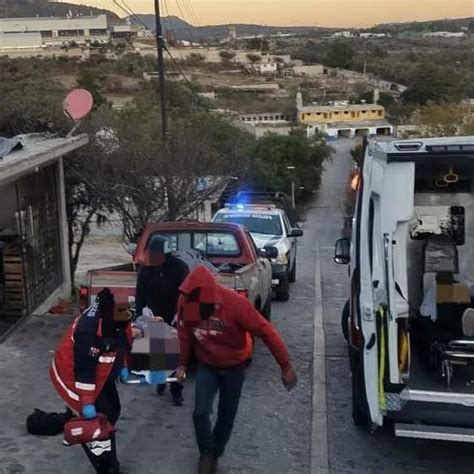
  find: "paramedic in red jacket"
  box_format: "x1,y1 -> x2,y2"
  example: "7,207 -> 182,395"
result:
176,266 -> 297,474
50,288 -> 133,474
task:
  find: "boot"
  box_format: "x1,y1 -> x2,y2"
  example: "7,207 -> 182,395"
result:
198,455 -> 216,474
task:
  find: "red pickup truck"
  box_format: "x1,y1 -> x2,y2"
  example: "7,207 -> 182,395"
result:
80,221 -> 275,319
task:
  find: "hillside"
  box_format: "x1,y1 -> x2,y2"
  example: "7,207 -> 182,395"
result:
0,0 -> 119,20
372,16 -> 474,33
129,15 -> 325,41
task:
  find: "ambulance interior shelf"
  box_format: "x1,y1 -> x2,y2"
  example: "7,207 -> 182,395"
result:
412,233 -> 474,386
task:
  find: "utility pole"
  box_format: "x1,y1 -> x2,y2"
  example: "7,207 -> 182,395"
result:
154,0 -> 167,140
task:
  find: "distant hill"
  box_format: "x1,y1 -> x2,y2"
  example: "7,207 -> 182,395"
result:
129,15 -> 324,41
0,0 -> 119,20
371,16 -> 474,33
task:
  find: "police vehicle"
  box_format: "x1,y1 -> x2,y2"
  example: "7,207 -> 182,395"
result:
213,203 -> 303,301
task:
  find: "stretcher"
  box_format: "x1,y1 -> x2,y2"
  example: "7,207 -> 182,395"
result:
126,320 -> 180,385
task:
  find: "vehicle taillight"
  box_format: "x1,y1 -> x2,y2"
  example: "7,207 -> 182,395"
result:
350,276 -> 363,348
237,289 -> 249,299
79,286 -> 89,312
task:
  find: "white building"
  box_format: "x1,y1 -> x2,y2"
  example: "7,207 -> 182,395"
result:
423,31 -> 465,38
293,64 -> 324,77
251,62 -> 278,74
0,15 -> 110,46
0,32 -> 42,50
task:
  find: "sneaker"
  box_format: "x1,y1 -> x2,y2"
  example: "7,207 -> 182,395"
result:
198,455 -> 216,474
156,384 -> 166,396
172,393 -> 184,407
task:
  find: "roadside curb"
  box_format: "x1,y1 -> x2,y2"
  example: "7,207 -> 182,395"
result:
311,241 -> 329,474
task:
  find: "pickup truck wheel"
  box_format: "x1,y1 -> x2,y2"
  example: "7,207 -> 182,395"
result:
342,300 -> 350,342
276,274 -> 290,301
262,298 -> 272,320
289,261 -> 296,283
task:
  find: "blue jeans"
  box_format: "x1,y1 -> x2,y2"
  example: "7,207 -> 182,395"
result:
193,362 -> 246,458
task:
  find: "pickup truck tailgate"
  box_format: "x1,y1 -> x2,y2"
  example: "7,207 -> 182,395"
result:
88,271 -> 137,303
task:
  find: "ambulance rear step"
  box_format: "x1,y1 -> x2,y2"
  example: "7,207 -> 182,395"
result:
395,423 -> 474,443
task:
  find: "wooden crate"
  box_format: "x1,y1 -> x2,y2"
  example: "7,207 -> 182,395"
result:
2,247 -> 27,318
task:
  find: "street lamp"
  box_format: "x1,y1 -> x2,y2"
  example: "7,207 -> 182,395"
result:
287,166 -> 296,208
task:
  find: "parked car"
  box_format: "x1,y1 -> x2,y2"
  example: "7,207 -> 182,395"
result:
213,203 -> 303,301
80,221 -> 275,319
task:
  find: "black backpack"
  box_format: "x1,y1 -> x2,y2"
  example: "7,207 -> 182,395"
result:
26,408 -> 74,436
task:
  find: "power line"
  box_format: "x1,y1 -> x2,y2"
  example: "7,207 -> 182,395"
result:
175,0 -> 197,44
110,0 -> 150,32
182,0 -> 201,28
162,0 -> 181,46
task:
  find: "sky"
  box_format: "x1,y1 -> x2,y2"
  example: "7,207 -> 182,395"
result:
65,0 -> 473,28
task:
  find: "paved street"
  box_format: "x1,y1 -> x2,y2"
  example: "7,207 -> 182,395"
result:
1,138 -> 474,474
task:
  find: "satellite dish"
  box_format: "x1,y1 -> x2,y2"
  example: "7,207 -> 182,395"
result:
64,89 -> 94,122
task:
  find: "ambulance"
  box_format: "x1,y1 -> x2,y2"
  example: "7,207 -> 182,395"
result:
335,136 -> 474,442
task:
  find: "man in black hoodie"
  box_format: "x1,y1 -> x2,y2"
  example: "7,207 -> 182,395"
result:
135,235 -> 189,405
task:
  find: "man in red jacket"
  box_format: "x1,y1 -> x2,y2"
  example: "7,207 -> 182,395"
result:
50,288 -> 133,474
176,266 -> 297,474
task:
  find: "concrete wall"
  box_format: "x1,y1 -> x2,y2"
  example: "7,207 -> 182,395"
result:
0,15 -> 107,34
0,32 -> 42,49
307,123 -> 393,139
0,47 -> 90,59
299,106 -> 385,125
293,65 -> 324,77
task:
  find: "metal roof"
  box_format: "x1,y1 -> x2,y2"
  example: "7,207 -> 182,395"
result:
299,103 -> 385,113
373,136 -> 474,163
0,134 -> 89,185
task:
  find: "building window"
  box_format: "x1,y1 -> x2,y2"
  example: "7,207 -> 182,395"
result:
344,111 -> 349,114
90,29 -> 108,36
323,113 -> 328,119
40,31 -> 53,38
378,110 -> 383,117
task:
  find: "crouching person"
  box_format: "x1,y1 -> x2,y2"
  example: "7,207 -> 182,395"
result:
50,288 -> 134,474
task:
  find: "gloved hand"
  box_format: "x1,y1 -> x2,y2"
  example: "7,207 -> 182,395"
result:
119,367 -> 129,383
82,404 -> 97,419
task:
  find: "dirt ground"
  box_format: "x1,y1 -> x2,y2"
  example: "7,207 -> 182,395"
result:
75,234 -> 130,285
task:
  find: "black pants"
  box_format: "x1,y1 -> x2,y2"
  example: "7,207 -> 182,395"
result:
83,380 -> 121,474
158,380 -> 184,397
193,362 -> 246,459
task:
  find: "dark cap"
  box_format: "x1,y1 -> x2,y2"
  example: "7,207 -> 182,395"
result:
148,235 -> 171,255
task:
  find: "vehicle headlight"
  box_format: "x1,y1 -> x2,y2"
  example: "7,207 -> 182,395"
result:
273,253 -> 288,265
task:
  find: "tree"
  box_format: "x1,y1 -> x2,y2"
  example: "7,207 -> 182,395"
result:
245,38 -> 270,51
250,130 -> 333,204
68,83 -> 254,245
356,90 -> 395,109
0,58 -> 68,136
185,53 -> 206,66
246,53 -> 261,64
324,41 -> 355,69
413,104 -> 470,136
401,63 -> 464,106
350,144 -> 365,166
219,51 -> 236,63
76,68 -> 109,108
